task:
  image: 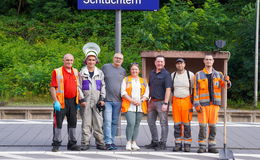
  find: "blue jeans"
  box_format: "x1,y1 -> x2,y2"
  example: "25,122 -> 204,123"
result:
103,102 -> 121,144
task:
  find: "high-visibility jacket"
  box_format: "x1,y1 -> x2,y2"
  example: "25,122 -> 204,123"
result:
121,76 -> 148,114
55,67 -> 79,109
193,68 -> 230,107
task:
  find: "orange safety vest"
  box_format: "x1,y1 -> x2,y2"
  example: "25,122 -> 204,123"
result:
193,68 -> 226,107
55,67 -> 79,109
121,76 -> 148,114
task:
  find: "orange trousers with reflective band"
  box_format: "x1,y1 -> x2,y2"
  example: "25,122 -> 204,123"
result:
172,96 -> 193,144
197,104 -> 219,147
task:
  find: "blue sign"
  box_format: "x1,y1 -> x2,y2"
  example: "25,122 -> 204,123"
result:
78,0 -> 159,11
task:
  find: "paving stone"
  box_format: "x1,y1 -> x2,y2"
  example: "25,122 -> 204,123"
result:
0,120 -> 260,160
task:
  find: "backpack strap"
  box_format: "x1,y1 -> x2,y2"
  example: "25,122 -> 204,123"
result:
171,72 -> 177,94
187,70 -> 194,105
187,70 -> 191,96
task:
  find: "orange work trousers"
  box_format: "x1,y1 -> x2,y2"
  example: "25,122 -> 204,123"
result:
172,96 -> 193,123
172,96 -> 193,144
197,105 -> 219,124
197,104 -> 219,146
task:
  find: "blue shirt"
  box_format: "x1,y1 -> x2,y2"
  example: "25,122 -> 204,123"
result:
149,68 -> 172,100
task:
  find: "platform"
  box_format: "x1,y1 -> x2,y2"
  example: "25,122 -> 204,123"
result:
0,120 -> 260,159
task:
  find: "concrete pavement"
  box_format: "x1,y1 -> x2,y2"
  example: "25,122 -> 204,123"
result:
0,119 -> 260,159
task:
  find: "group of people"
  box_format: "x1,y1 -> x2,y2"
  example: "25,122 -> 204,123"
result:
50,42 -> 231,154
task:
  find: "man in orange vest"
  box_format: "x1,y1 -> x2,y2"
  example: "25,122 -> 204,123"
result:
50,54 -> 81,152
194,54 -> 231,153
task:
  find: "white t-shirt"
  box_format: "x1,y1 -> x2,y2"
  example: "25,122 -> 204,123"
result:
171,70 -> 194,98
121,77 -> 149,112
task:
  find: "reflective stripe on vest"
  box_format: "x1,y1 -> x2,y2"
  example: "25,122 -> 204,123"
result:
55,67 -> 79,109
193,68 -> 225,107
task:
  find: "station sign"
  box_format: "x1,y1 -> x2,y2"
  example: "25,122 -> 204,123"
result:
78,0 -> 159,11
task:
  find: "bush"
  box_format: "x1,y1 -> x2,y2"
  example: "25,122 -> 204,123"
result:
0,0 -> 258,106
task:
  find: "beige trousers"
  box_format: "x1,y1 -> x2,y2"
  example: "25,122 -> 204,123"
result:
80,104 -> 105,146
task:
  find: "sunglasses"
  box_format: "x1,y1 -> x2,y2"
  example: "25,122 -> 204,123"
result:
131,62 -> 139,65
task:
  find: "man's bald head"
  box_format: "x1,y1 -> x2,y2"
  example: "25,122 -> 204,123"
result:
63,53 -> 74,69
63,53 -> 74,60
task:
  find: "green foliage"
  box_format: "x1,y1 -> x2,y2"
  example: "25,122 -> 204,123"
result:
227,3 -> 256,100
0,0 -> 258,106
141,0 -> 230,51
227,99 -> 260,110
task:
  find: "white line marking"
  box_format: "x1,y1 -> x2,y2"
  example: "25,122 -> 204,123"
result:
1,120 -> 260,127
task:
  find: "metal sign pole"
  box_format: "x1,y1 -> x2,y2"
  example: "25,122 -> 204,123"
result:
115,10 -> 122,136
115,10 -> 121,53
255,0 -> 259,108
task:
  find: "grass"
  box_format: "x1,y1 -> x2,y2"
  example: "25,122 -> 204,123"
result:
1,95 -> 260,110
0,94 -> 52,106
227,99 -> 260,110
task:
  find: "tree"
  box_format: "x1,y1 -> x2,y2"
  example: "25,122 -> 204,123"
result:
227,3 -> 256,101
141,0 -> 230,51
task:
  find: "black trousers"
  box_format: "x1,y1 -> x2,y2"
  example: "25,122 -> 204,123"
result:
52,97 -> 77,146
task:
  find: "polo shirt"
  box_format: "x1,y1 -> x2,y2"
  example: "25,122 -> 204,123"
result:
149,68 -> 172,100
50,66 -> 77,98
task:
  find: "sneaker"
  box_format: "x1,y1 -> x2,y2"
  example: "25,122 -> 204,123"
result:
172,143 -> 182,152
81,145 -> 90,151
52,146 -> 59,152
197,147 -> 206,153
145,141 -> 158,149
184,144 -> 191,152
106,144 -> 115,150
154,142 -> 166,151
131,141 -> 140,151
96,145 -> 107,150
67,144 -> 81,151
208,148 -> 219,153
126,141 -> 132,151
111,143 -> 118,150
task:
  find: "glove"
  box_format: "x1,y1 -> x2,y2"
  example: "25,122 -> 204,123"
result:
76,104 -> 80,110
224,75 -> 230,82
96,102 -> 105,112
195,106 -> 202,113
53,101 -> 61,111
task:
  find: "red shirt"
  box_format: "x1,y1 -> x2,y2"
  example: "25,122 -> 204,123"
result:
50,66 -> 77,98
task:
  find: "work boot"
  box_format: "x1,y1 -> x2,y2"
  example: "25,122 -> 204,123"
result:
96,144 -> 107,150
197,146 -> 206,153
51,141 -> 61,152
67,144 -> 81,151
145,141 -> 158,149
184,144 -> 191,152
52,146 -> 59,152
81,145 -> 90,151
172,143 -> 182,152
208,147 -> 219,153
154,142 -> 166,151
67,141 -> 81,151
